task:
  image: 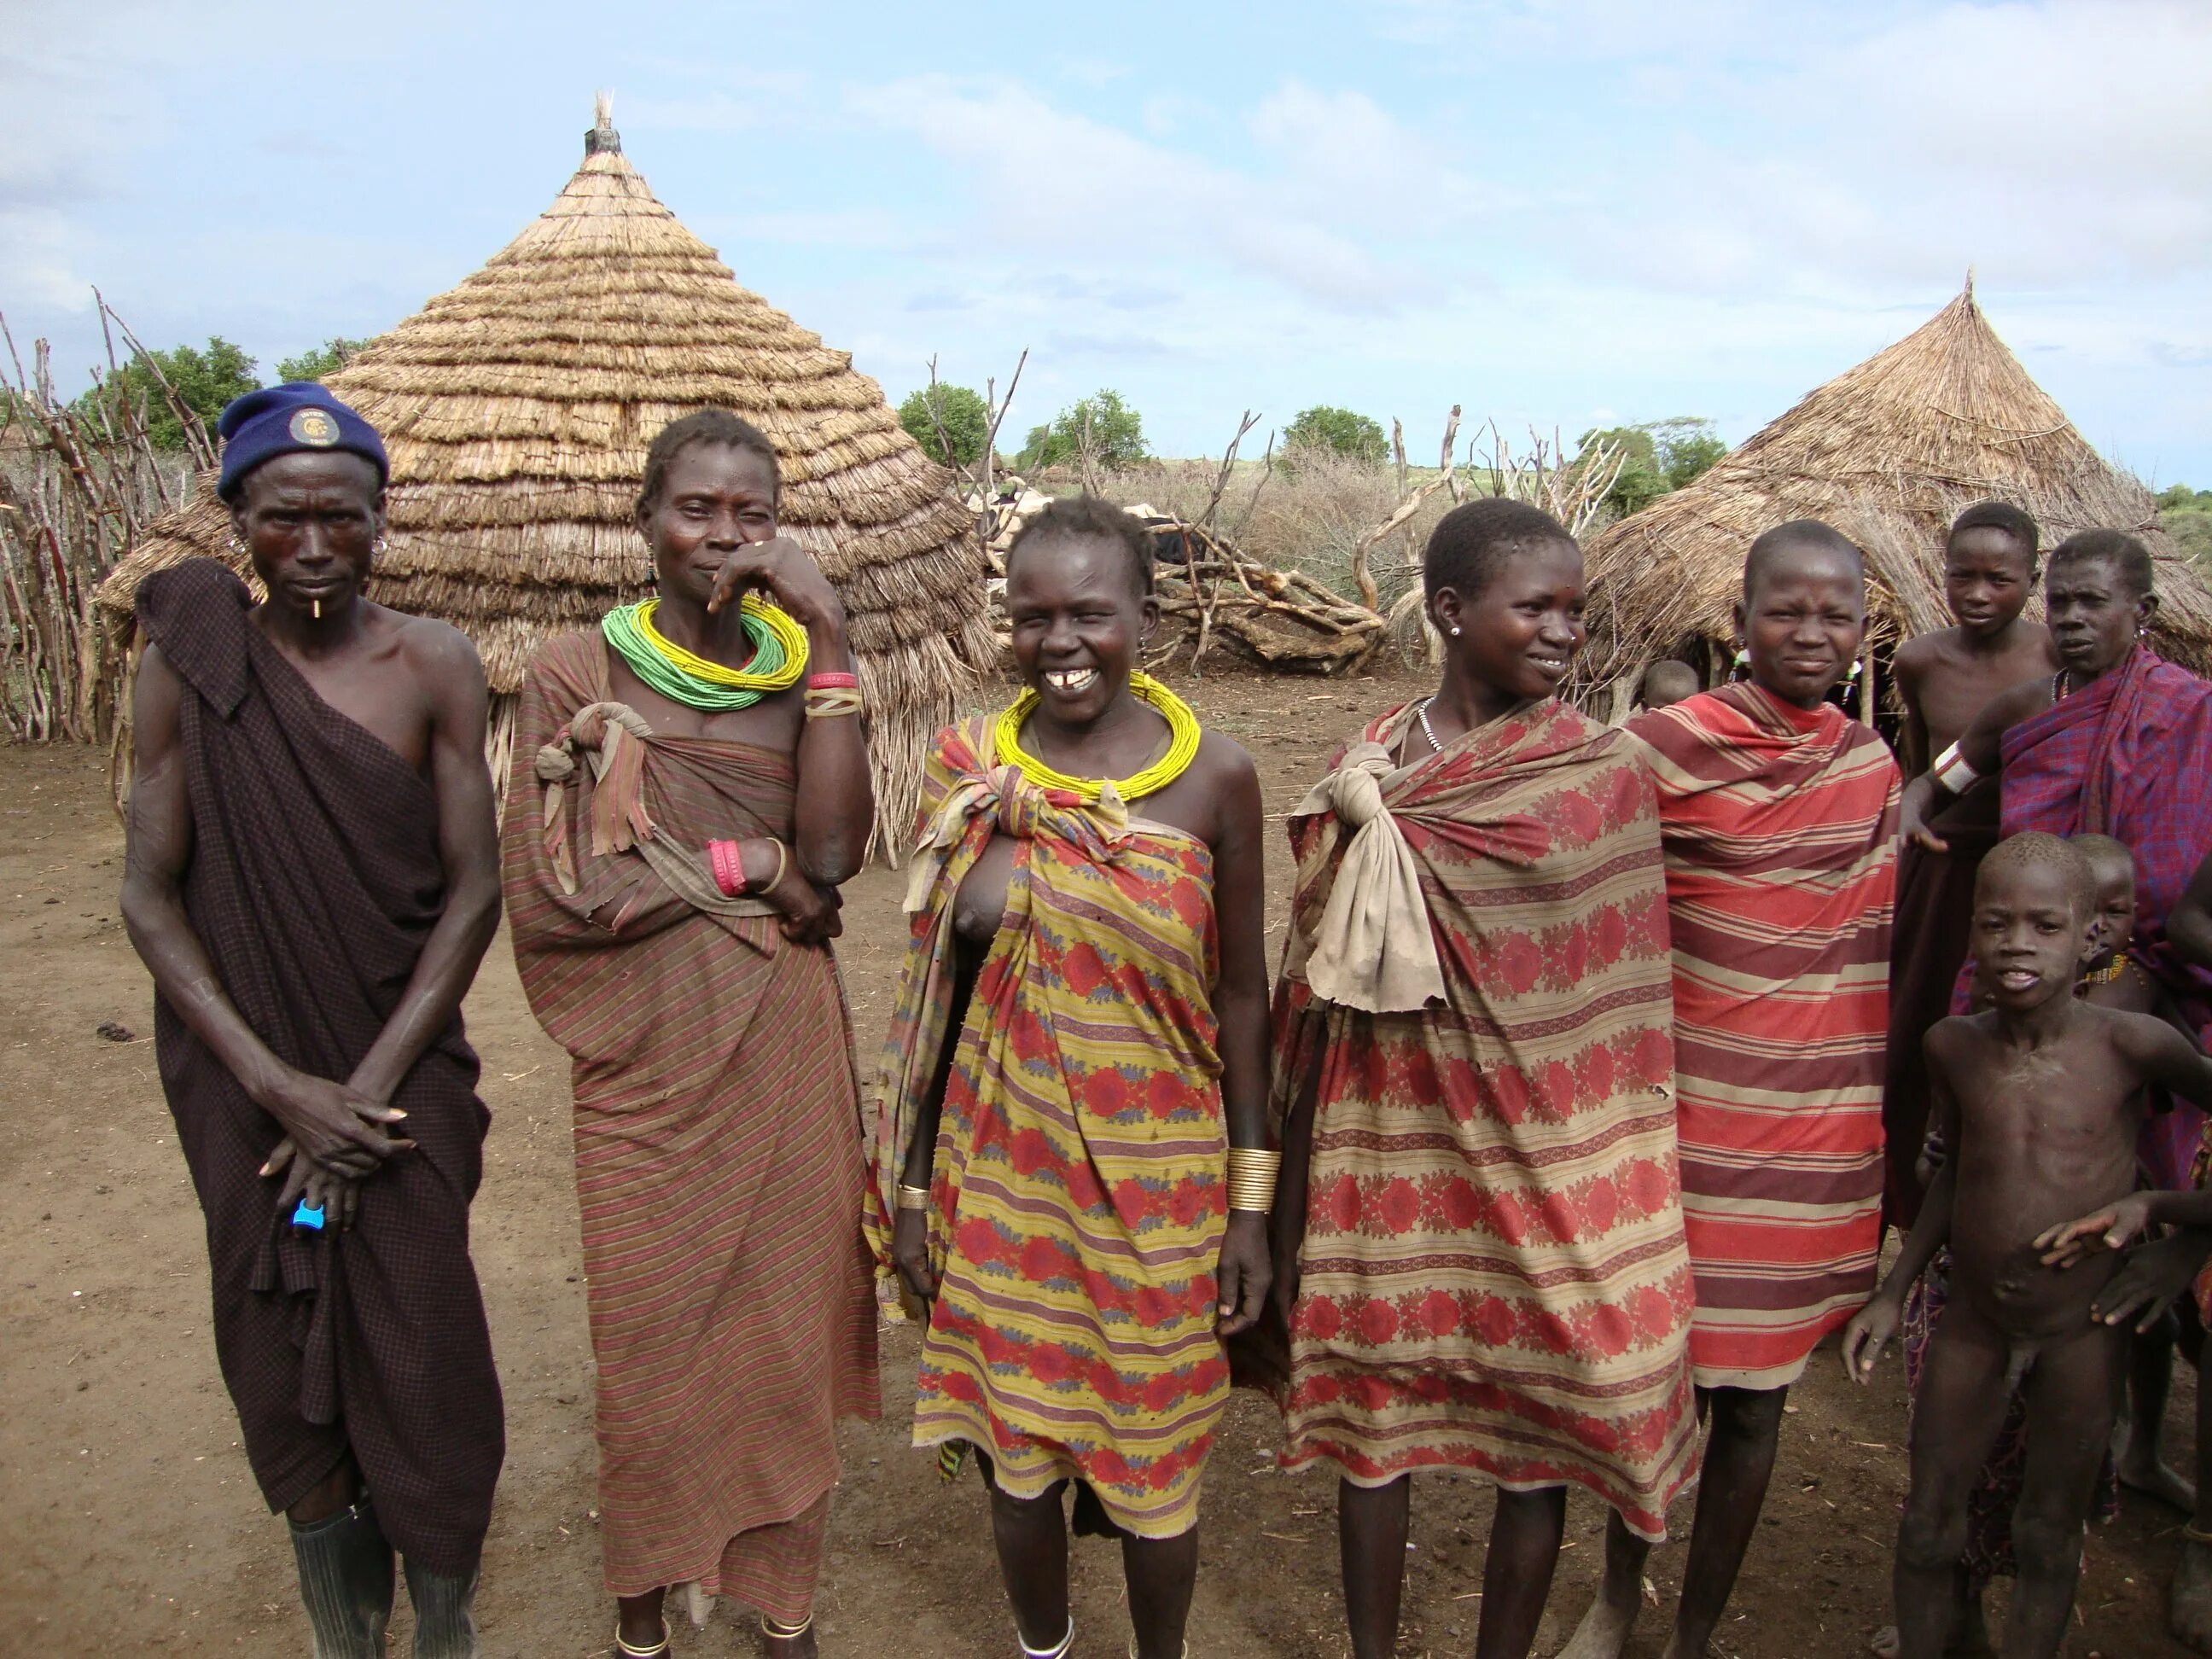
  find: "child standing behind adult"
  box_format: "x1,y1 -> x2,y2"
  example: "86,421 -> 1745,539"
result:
1563,521 -> 1900,1659
1844,832 -> 2212,1659
1883,504 -> 2058,1228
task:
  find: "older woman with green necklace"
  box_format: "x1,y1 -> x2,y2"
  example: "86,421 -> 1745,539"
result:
503,410 -> 880,1658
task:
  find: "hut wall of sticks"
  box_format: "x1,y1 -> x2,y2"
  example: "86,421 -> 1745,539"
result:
93,101 -> 992,854
1574,281 -> 2212,717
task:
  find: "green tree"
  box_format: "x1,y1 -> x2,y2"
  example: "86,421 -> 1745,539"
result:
78,337 -> 260,451
1647,416 -> 1727,490
1576,424 -> 1669,517
1575,416 -> 1728,517
1284,405 -> 1388,463
1016,389 -> 1148,474
2158,483 -> 2212,570
898,382 -> 991,469
277,336 -> 370,383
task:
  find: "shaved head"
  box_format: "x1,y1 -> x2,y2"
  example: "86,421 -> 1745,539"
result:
1639,659 -> 1700,708
1743,520 -> 1866,602
1979,830 -> 2093,917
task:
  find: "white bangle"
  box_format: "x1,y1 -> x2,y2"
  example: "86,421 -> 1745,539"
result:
1931,741 -> 1981,796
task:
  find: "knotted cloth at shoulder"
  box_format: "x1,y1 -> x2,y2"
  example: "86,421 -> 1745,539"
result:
901,757 -> 1130,915
1291,741 -> 1445,1013
534,699 -> 777,919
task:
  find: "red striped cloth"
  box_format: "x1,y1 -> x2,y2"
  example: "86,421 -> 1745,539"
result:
504,632 -> 878,1613
1272,700 -> 1700,1540
1630,684 -> 1899,1390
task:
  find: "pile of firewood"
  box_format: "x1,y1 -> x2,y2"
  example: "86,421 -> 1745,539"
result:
968,481 -> 1386,676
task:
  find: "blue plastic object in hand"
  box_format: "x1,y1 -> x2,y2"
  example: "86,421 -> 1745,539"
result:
292,1200 -> 327,1231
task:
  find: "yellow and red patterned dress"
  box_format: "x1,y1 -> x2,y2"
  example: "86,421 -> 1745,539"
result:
866,716 -> 1231,1538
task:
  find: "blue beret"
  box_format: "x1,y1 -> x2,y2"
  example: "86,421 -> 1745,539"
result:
216,382 -> 388,502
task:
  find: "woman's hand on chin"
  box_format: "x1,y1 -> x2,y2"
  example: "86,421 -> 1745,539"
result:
707,534 -> 846,632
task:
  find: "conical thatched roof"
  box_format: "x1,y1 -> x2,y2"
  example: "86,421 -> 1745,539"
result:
97,105 -> 991,850
1578,282 -> 2212,695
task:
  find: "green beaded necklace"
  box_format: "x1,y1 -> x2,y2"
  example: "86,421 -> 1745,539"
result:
601,597 -> 808,712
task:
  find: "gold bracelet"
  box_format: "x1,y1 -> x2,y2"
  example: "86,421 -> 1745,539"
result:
1225,1146 -> 1282,1213
895,1182 -> 930,1211
803,685 -> 866,719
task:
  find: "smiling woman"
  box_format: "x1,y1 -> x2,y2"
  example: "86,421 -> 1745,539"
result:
866,495 -> 1272,1659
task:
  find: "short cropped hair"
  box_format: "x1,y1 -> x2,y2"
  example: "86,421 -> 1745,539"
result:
2069,833 -> 2134,892
1947,500 -> 2040,560
1006,494 -> 1155,598
2048,528 -> 2155,602
1743,520 -> 1865,602
1978,830 -> 2093,915
1639,659 -> 1701,706
639,410 -> 780,512
1422,498 -> 1575,604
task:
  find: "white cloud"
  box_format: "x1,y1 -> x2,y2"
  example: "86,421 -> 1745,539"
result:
843,75 -> 1413,311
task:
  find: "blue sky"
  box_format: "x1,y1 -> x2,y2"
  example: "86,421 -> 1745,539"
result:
9,0 -> 2209,479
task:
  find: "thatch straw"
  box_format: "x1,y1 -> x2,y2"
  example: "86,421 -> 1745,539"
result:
95,105 -> 991,854
1577,281 -> 2212,701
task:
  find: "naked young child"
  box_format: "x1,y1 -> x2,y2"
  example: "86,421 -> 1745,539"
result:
1842,831 -> 2212,1659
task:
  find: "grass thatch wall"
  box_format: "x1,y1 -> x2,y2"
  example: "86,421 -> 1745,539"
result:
95,112 -> 992,854
1578,283 -> 2212,700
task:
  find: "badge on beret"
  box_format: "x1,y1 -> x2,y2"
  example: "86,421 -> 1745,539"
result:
289,408 -> 341,446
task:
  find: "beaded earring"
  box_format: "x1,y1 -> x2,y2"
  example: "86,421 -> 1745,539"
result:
1845,656 -> 1864,684
1730,646 -> 1750,681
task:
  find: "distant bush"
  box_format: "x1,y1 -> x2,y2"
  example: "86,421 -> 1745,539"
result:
276,337 -> 370,383
2159,483 -> 2212,569
898,382 -> 990,469
1284,405 -> 1388,464
1017,389 -> 1148,474
1575,416 -> 1727,519
74,337 -> 259,451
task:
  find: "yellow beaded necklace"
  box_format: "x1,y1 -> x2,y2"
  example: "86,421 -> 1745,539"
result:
994,672 -> 1202,803
618,595 -> 808,702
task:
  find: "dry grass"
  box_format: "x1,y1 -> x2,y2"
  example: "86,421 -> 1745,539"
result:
1578,281 -> 2212,701
1104,449 -> 1457,612
92,110 -> 990,854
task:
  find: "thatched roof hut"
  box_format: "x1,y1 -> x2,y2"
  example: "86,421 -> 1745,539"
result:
1577,282 -> 2212,703
96,102 -> 991,851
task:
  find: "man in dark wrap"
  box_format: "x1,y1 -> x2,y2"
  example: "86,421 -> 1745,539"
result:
120,383 -> 504,1657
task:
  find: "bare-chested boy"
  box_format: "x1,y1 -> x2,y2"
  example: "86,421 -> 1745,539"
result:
1842,831 -> 2212,1659
1891,504 -> 2057,777
1884,502 -> 2058,1228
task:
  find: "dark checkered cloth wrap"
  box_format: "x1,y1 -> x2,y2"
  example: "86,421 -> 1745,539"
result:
137,558 -> 504,1575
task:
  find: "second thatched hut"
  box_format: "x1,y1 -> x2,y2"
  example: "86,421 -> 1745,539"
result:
96,104 -> 992,851
1576,282 -> 2212,713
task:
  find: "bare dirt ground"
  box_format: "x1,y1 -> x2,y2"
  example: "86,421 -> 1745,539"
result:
0,665 -> 2196,1657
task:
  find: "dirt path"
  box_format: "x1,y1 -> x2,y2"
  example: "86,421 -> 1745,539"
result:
0,668 -> 2192,1656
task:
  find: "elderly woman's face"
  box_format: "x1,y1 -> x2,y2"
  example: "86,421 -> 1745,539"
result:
2045,554 -> 2152,678
637,441 -> 778,612
232,451 -> 386,622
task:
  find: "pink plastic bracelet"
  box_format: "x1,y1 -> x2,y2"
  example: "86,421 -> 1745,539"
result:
707,838 -> 748,897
